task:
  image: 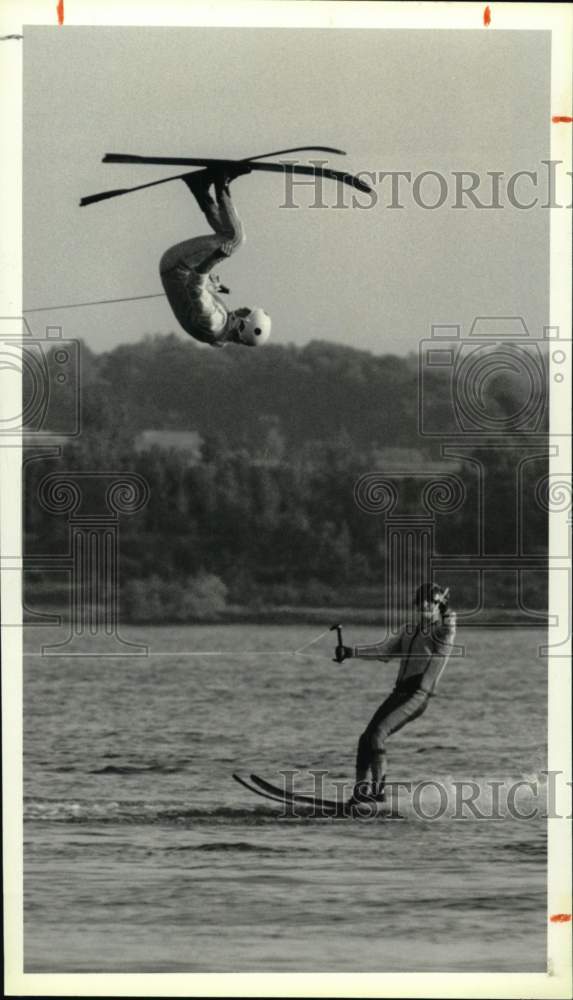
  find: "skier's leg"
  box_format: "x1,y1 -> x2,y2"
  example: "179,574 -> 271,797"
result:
181,164 -> 250,238
368,690 -> 430,798
354,731 -> 372,797
159,166 -> 250,331
159,172 -> 229,277
191,170 -> 249,275
180,170 -> 230,232
352,691 -> 400,800
369,747 -> 388,799
212,172 -> 247,242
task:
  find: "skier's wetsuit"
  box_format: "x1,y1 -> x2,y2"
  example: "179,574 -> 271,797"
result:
159,178 -> 244,347
353,612 -> 456,791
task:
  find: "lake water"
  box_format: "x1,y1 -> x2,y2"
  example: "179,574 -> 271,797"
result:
24,623 -> 548,973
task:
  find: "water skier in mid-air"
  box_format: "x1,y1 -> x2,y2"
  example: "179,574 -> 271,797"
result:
336,583 -> 456,804
80,145 -> 373,347
159,166 -> 272,349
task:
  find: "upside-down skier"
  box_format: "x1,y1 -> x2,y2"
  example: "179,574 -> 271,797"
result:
159,166 -> 271,349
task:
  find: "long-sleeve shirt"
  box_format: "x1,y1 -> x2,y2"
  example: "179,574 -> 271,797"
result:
353,613 -> 457,695
160,262 -> 230,345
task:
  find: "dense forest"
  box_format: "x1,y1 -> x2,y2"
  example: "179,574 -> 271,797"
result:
24,335 -> 548,621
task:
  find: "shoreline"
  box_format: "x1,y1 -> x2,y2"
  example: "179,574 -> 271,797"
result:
23,602 -> 549,628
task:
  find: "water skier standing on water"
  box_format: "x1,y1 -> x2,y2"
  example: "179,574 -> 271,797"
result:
159,166 -> 272,349
336,583 -> 456,804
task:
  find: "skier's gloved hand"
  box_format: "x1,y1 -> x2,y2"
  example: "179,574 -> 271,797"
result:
335,645 -> 353,663
437,587 -> 450,619
435,591 -> 456,639
210,273 -> 230,294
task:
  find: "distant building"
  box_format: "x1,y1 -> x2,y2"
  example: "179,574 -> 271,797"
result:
134,429 -> 203,463
23,433 -> 73,449
371,448 -> 462,474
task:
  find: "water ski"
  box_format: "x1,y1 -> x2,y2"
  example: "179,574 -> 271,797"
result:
233,771 -> 345,815
80,149 -> 373,207
233,772 -> 401,819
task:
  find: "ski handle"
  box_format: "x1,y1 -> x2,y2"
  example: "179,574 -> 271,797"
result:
330,623 -> 344,663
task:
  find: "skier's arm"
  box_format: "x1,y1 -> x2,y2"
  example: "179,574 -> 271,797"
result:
209,273 -> 230,295
434,608 -> 457,650
419,608 -> 457,694
433,587 -> 456,649
337,630 -> 403,662
354,630 -> 403,660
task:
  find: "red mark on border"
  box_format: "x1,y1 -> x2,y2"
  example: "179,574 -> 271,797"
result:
550,913 -> 572,923
552,116 -> 573,124
483,6 -> 491,27
57,0 -> 64,25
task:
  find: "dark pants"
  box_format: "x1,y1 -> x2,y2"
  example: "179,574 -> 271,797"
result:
355,678 -> 430,792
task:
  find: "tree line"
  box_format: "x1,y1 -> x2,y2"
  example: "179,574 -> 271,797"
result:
23,335 -> 548,619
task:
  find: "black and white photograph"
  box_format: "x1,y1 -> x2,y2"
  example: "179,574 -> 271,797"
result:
1,1 -> 572,995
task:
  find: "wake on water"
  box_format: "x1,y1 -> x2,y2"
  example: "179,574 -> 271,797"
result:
24,771 -> 551,825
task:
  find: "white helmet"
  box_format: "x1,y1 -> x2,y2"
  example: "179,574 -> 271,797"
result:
229,307 -> 271,347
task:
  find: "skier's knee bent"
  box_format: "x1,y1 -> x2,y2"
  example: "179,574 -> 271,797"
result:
366,726 -> 387,757
159,237 -> 212,275
357,728 -> 383,761
220,220 -> 245,255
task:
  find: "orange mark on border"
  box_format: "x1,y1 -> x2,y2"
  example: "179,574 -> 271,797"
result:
483,6 -> 491,27
57,0 -> 64,25
552,116 -> 573,124
550,913 -> 572,923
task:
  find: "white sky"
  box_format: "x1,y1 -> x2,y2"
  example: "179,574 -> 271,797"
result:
24,26 -> 551,354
